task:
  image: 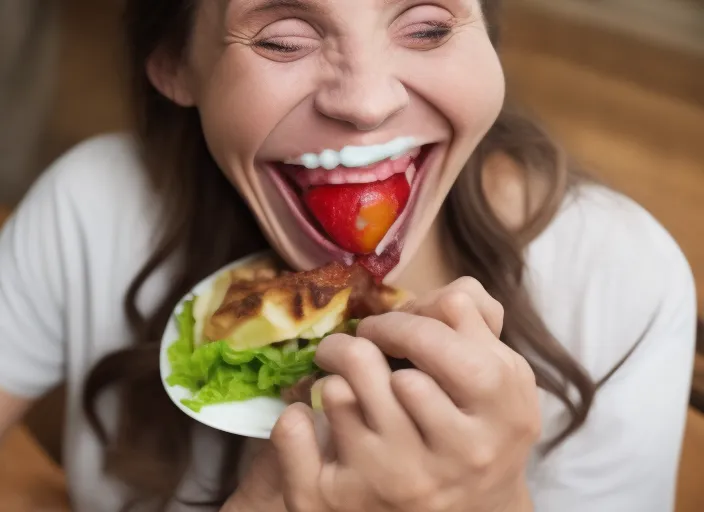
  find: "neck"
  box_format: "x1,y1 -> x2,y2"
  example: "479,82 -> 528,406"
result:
393,212 -> 460,296
391,151 -> 540,296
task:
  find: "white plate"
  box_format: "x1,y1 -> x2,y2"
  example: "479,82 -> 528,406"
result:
159,252 -> 288,439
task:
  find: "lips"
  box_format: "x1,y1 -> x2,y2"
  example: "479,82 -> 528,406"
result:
266,145 -> 433,277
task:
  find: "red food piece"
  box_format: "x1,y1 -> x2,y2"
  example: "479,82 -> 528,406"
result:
302,174 -> 410,254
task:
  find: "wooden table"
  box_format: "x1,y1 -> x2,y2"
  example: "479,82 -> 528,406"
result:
0,427 -> 69,511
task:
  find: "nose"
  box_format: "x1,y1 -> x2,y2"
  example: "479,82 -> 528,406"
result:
314,54 -> 409,131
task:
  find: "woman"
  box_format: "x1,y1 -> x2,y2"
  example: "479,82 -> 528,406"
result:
0,0 -> 696,511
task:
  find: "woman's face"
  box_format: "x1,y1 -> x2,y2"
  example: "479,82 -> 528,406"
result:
173,0 -> 504,280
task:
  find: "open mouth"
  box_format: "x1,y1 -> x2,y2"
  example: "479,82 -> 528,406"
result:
265,142 -> 437,267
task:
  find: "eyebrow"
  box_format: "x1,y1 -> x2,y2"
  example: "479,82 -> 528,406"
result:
245,0 -> 324,15
243,0 -> 409,15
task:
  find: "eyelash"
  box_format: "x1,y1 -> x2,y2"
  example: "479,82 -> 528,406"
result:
409,25 -> 452,40
253,40 -> 303,53
254,24 -> 453,53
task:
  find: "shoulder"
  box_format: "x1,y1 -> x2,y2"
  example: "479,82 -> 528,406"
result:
38,132 -> 149,205
0,133 -> 150,396
16,132 -> 159,243
1,132 -> 163,313
538,184 -> 693,288
526,184 -> 696,378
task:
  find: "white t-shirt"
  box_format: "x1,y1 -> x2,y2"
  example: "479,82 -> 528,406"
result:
0,134 -> 697,511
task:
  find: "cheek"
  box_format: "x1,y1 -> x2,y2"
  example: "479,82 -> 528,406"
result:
192,50 -> 315,181
452,49 -> 505,137
402,34 -> 504,141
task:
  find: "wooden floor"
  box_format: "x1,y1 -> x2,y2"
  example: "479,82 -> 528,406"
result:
1,0 -> 703,510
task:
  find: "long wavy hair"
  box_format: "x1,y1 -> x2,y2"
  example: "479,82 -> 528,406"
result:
84,0 -> 597,509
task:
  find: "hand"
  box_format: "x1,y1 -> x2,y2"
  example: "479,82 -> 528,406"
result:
270,277 -> 540,512
220,440 -> 287,512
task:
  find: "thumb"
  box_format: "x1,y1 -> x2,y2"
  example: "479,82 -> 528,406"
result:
237,440 -> 285,505
272,403 -> 324,509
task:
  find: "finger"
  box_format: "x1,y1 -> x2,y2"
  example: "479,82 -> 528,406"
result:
410,277 -> 504,338
315,333 -> 417,436
357,312 -> 502,406
313,375 -> 372,464
412,289 -> 492,341
390,369 -> 470,449
409,288 -> 515,367
319,465 -> 369,511
271,403 -> 322,501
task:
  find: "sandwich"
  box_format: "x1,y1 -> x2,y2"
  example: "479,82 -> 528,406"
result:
166,255 -> 409,412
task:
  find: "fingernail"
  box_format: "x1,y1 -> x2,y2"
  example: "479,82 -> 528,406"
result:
311,379 -> 324,411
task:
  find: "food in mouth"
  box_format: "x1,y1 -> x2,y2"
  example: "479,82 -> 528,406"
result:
303,173 -> 411,254
272,137 -> 429,279
166,256 -> 410,412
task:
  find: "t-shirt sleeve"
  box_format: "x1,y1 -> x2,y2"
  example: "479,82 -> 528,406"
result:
527,194 -> 698,511
0,162 -> 77,397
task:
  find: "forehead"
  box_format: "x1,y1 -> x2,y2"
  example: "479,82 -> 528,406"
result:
225,0 -> 479,16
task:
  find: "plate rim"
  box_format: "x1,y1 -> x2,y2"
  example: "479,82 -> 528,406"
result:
159,250 -> 289,439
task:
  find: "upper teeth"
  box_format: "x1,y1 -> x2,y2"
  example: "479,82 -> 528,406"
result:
289,136 -> 418,170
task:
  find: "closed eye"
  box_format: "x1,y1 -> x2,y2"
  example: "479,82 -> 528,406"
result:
409,25 -> 452,40
253,39 -> 305,53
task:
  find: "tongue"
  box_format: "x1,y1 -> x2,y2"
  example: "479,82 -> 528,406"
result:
302,173 -> 411,255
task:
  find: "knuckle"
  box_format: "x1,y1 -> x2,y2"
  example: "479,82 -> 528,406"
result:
508,408 -> 541,443
488,296 -> 504,323
438,290 -> 475,320
272,406 -> 309,445
523,415 -> 542,442
467,444 -> 497,473
513,353 -> 537,384
452,276 -> 485,294
356,314 -> 388,340
355,315 -> 375,338
341,337 -> 382,370
390,369 -> 434,398
377,471 -> 436,506
321,375 -> 354,407
420,494 -> 456,512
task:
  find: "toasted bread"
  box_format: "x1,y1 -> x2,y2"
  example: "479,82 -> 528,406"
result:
194,261 -> 355,350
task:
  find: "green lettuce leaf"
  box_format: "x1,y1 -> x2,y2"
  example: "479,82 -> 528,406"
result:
166,298 -> 357,412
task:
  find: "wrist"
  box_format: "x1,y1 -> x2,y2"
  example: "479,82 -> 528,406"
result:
220,490 -> 250,512
223,486 -> 283,512
221,488 -> 262,512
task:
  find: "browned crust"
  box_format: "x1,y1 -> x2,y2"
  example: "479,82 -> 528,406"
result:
205,262 -> 357,340
203,257 -> 413,342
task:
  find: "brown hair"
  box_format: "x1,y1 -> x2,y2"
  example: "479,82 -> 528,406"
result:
84,0 -> 595,508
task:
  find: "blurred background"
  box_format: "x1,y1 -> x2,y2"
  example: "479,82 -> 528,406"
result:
0,0 -> 702,510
